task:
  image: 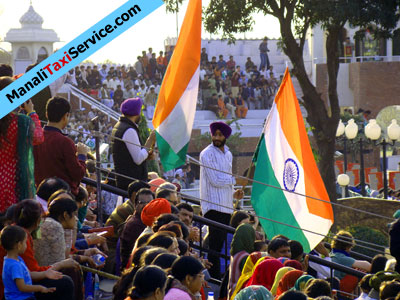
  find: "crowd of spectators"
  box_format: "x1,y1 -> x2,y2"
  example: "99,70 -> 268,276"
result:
66,46 -> 282,121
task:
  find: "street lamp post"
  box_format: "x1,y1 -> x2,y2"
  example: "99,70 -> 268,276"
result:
345,119 -> 367,196
365,119 -> 400,199
337,173 -> 350,198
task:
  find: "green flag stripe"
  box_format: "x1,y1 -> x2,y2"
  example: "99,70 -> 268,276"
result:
156,132 -> 188,172
251,135 -> 311,251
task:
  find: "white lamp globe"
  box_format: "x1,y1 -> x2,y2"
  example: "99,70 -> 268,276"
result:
336,119 -> 345,137
365,119 -> 381,140
387,119 -> 400,141
337,174 -> 350,187
345,119 -> 358,140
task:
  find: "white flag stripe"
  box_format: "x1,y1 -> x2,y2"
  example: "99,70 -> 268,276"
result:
155,66 -> 200,153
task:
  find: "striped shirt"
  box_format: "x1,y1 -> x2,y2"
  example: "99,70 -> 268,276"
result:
200,144 -> 235,214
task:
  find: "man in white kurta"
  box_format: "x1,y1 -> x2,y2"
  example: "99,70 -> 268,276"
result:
200,121 -> 243,279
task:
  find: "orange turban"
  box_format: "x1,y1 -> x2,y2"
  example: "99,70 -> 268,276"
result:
149,178 -> 166,193
141,198 -> 171,227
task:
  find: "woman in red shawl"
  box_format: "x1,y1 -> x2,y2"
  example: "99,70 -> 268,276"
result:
245,258 -> 284,291
0,76 -> 44,212
275,270 -> 304,296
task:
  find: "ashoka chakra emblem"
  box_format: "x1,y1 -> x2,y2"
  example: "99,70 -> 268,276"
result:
283,158 -> 299,192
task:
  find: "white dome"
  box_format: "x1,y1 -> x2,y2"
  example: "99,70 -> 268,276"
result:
19,5 -> 43,28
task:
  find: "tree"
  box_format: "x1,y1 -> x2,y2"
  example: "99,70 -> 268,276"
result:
165,0 -> 399,205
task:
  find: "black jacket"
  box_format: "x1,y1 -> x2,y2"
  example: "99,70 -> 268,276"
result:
111,116 -> 147,190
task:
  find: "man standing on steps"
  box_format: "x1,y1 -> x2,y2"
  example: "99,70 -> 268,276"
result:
259,37 -> 270,70
111,97 -> 156,190
200,121 -> 244,279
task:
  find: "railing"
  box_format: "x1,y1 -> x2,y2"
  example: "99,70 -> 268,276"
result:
82,177 -> 371,290
313,55 -> 400,64
64,84 -> 120,122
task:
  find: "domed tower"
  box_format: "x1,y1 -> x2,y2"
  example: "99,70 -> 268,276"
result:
4,4 -> 59,74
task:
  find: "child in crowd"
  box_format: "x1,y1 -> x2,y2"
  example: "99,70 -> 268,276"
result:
1,225 -> 62,300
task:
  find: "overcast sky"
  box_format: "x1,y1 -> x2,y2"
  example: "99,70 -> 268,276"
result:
0,0 -> 281,64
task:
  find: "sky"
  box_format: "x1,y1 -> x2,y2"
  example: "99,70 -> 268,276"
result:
0,0 -> 281,65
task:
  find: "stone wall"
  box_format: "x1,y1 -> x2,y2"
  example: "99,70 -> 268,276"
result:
349,61 -> 400,118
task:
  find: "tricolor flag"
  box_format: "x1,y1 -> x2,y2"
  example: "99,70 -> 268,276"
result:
251,68 -> 334,252
152,0 -> 201,171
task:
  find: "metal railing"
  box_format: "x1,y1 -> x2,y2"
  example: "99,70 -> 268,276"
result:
82,177 -> 371,289
65,84 -> 120,122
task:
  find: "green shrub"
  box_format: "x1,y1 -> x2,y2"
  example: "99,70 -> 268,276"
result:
347,226 -> 388,258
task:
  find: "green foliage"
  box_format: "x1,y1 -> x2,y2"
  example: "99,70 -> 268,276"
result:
347,225 -> 388,258
138,111 -> 159,175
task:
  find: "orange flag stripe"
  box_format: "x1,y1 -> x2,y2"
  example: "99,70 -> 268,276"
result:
152,0 -> 202,128
276,69 -> 333,221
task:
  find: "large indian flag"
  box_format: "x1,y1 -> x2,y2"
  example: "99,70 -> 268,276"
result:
152,0 -> 201,171
251,68 -> 334,252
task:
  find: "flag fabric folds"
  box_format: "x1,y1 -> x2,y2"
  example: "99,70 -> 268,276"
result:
152,0 -> 201,171
251,68 -> 334,252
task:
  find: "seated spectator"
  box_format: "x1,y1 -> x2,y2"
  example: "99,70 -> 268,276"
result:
125,265 -> 167,300
206,93 -> 219,115
268,238 -> 291,259
270,267 -> 295,296
146,231 -> 180,255
34,195 -> 99,268
224,92 -> 237,118
245,258 -> 284,290
113,84 -> 124,105
36,177 -> 70,213
139,199 -> 172,240
230,251 -> 272,299
276,269 -> 304,297
293,274 -> 314,292
371,254 -> 388,274
155,183 -> 179,206
106,181 -> 150,248
380,280 -> 400,300
164,256 -> 205,300
0,225 -> 68,300
217,94 -> 229,119
0,200 -> 78,300
330,230 -> 371,294
354,274 -> 373,300
228,223 -> 256,298
304,279 -> 332,298
234,95 -> 248,118
234,285 -> 272,300
152,253 -> 179,270
278,290 -> 307,300
119,188 -> 154,271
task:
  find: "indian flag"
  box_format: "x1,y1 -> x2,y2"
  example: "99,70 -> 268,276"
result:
251,68 -> 334,252
152,0 -> 201,171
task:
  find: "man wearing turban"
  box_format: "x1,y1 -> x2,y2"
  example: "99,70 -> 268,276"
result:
199,121 -> 244,279
111,98 -> 156,190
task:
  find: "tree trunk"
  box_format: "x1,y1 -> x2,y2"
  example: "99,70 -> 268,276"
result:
279,17 -> 339,204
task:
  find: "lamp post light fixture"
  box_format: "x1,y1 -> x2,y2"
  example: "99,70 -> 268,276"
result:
337,173 -> 350,198
364,119 -> 400,199
343,118 -> 367,196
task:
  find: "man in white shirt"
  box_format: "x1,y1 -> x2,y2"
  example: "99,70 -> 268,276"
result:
199,121 -> 244,279
111,98 -> 156,190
